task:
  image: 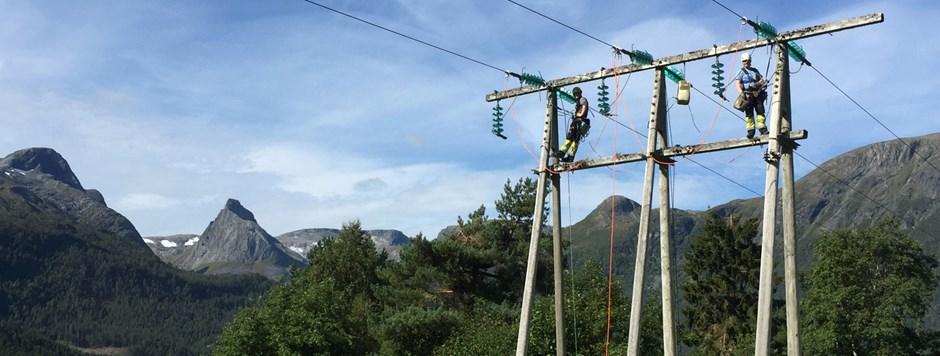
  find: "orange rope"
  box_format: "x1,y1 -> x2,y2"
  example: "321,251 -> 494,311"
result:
501,77 -> 542,164
603,52 -> 623,356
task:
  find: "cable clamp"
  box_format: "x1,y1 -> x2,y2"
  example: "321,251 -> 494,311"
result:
763,149 -> 781,163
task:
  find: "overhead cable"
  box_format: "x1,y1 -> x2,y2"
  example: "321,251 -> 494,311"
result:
299,0 -> 510,74
793,151 -> 905,220
504,0 -> 620,51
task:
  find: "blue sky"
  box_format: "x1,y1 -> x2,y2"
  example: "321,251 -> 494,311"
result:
2,0 -> 937,238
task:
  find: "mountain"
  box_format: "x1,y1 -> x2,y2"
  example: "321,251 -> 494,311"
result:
0,148 -> 270,355
569,132 -> 940,327
568,195 -> 701,288
170,199 -> 307,280
144,234 -> 199,264
0,148 -> 143,244
276,228 -> 410,259
711,132 -> 940,264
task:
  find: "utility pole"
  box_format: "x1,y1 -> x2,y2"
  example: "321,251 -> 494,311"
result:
549,89 -> 567,356
489,13 -> 882,355
626,68 -> 667,355
754,42 -> 788,356
778,44 -> 801,356
514,90 -> 556,356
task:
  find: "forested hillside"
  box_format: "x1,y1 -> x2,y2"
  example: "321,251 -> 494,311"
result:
0,154 -> 273,355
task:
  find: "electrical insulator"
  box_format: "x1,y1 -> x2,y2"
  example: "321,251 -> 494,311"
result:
519,72 -> 546,87
492,102 -> 506,139
747,20 -> 811,66
519,71 -> 575,104
597,79 -> 611,116
711,59 -> 726,98
665,66 -> 685,84
556,89 -> 576,104
630,50 -> 654,65
785,41 -> 810,65
755,21 -> 778,40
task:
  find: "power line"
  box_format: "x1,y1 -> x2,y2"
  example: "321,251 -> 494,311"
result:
691,84 -> 747,123
793,151 -> 904,220
685,156 -> 763,197
560,104 -> 648,139
504,0 -> 621,51
710,0 -> 747,20
299,0 -> 510,74
808,65 -> 940,175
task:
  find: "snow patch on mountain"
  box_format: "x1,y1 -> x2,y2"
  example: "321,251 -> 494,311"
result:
160,240 -> 178,248
143,238 -> 155,244
184,237 -> 199,246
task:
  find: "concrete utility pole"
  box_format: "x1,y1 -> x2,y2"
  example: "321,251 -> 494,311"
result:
549,90 -> 567,356
777,42 -> 801,356
514,90 -> 556,356
489,13 -> 882,355
627,68 -> 668,356
754,42 -> 788,356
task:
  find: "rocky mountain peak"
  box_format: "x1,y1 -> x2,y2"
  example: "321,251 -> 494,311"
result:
223,198 -> 256,222
0,148 -> 83,189
598,195 -> 641,214
171,199 -> 305,280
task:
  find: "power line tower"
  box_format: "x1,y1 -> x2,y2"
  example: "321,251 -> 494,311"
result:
485,13 -> 883,356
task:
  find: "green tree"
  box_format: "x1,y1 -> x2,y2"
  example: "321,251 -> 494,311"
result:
393,177 -> 552,305
803,220 -> 939,355
214,222 -> 385,355
681,215 -> 762,355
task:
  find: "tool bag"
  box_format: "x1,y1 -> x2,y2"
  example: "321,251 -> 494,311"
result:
733,93 -> 747,111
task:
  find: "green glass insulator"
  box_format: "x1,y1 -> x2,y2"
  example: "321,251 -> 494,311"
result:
756,21 -> 778,40
786,41 -> 808,63
631,50 -> 654,65
557,89 -> 576,104
665,66 -> 685,83
520,72 -> 546,87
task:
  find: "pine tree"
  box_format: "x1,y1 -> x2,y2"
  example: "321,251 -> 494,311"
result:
681,215 -> 761,355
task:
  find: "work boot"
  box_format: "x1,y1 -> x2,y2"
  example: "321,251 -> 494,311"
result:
747,129 -> 755,139
562,155 -> 574,163
759,127 -> 769,135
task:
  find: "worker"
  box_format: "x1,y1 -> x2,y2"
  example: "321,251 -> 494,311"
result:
734,52 -> 768,139
558,87 -> 590,162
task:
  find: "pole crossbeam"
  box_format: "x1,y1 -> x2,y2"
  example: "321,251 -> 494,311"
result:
553,130 -> 807,172
485,13 -> 882,102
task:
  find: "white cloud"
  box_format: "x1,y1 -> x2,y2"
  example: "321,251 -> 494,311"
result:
115,193 -> 181,211
238,143 -> 522,236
